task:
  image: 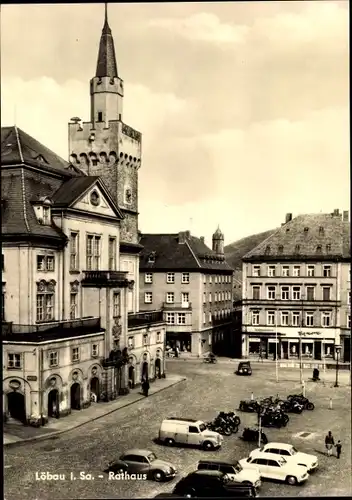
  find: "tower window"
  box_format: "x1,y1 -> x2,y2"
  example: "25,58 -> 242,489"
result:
97,112 -> 103,122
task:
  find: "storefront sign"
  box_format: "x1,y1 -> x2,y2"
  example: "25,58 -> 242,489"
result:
254,328 -> 272,332
249,337 -> 261,342
27,375 -> 37,381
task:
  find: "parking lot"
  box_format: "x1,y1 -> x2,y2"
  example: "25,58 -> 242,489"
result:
4,359 -> 351,499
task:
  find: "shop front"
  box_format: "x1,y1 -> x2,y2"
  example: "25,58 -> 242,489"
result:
166,332 -> 192,353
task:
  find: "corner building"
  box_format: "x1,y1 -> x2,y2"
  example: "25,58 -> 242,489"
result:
241,211 -> 351,363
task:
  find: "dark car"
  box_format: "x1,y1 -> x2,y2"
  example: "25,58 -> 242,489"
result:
235,361 -> 252,376
172,470 -> 258,497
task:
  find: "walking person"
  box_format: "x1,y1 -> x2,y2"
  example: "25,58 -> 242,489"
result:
325,431 -> 335,456
335,440 -> 342,459
142,379 -> 150,397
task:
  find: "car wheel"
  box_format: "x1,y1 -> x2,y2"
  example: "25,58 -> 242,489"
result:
286,475 -> 298,485
242,481 -> 253,486
184,489 -> 196,498
203,440 -> 214,450
165,438 -> 175,446
306,402 -> 315,411
153,470 -> 165,482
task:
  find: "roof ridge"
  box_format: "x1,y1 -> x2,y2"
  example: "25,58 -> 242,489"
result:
185,239 -> 201,268
20,168 -> 30,232
243,225 -> 283,258
14,125 -> 24,163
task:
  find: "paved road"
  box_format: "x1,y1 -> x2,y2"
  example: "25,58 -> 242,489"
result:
4,360 -> 351,499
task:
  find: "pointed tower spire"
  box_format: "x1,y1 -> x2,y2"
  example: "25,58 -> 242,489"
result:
96,3 -> 118,78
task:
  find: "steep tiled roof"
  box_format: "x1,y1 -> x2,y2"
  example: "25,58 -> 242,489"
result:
224,229 -> 277,269
95,6 -> 118,78
243,213 -> 350,261
51,177 -> 100,206
139,233 -> 233,272
1,126 -> 70,174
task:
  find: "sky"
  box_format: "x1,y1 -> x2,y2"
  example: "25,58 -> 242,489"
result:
1,1 -> 349,247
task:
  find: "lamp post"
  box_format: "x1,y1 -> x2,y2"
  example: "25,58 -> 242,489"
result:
299,331 -> 304,385
334,344 -> 342,388
275,311 -> 279,382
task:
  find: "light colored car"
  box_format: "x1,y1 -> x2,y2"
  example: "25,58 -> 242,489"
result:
239,452 -> 309,485
250,443 -> 318,472
106,449 -> 177,482
197,460 -> 261,489
159,418 -> 223,450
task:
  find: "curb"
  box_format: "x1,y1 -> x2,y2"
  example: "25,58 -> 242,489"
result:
4,376 -> 187,448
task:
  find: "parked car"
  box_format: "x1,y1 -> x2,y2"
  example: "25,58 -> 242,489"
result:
235,361 -> 252,376
250,443 -> 318,472
159,418 -> 223,450
173,470 -> 258,497
239,452 -> 309,485
197,460 -> 261,489
105,449 -> 177,482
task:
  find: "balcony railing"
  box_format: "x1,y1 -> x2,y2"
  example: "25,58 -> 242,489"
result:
162,302 -> 192,310
2,317 -> 101,336
81,270 -> 129,288
243,298 -> 341,306
128,310 -> 164,328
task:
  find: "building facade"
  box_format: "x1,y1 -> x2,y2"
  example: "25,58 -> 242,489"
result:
241,211 -> 351,363
2,8 -> 166,427
139,229 -> 234,357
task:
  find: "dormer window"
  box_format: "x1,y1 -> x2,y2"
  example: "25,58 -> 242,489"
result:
316,245 -> 322,253
278,245 -> 284,253
304,227 -> 309,232
43,206 -> 50,224
326,244 -> 331,252
265,245 -> 271,254
319,226 -> 324,234
295,244 -> 300,253
148,252 -> 156,264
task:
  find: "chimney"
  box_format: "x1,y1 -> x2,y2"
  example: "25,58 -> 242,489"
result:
178,231 -> 190,244
200,236 -> 205,243
285,213 -> 293,223
333,209 -> 340,217
343,210 -> 349,221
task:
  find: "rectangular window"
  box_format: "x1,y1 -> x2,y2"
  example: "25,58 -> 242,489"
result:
45,256 -> 54,271
214,292 -> 218,302
267,286 -> 276,300
323,265 -> 332,277
166,272 -> 175,283
181,292 -> 189,305
348,315 -> 351,329
267,310 -> 275,326
177,313 -> 186,325
306,286 -> 315,301
108,237 -> 116,270
49,351 -> 58,367
143,334 -> 149,346
292,311 -> 301,326
181,272 -> 190,284
144,292 -> 153,304
209,292 -> 212,302
252,286 -> 260,300
268,266 -> 276,277
305,312 -> 314,327
145,273 -> 153,284
293,265 -> 300,277
307,265 -> 315,277
348,291 -> 351,305
1,253 -> 4,271
94,236 -> 101,270
253,265 -> 260,277
113,292 -> 120,317
322,287 -> 331,301
215,275 -> 218,284
70,232 -> 79,271
203,292 -> 206,303
37,255 -> 45,271
7,353 -> 21,369
209,312 -> 212,322
156,332 -> 161,343
92,344 -> 99,357
166,292 -> 174,303
86,235 -> 93,270
1,292 -> 5,321
203,275 -> 206,284
280,286 -> 289,300
36,293 -> 54,322
281,311 -> 289,326
209,275 -> 212,284
71,347 -> 80,362
292,286 -> 301,300
251,310 -> 260,325
166,312 -> 175,324
321,311 -> 331,327
70,292 -> 77,320
43,206 -> 50,224
203,312 -> 206,324
128,336 -> 134,348
282,266 -> 289,277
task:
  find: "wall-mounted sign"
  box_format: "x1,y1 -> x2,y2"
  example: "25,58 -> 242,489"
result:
27,376 -> 38,382
9,380 -> 21,389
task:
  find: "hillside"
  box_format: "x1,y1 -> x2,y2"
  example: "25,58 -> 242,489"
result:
224,228 -> 277,271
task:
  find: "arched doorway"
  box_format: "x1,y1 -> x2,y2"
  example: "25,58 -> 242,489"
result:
155,358 -> 162,379
48,389 -> 59,418
90,377 -> 100,402
128,365 -> 135,389
142,361 -> 149,382
7,391 -> 26,423
70,383 -> 81,410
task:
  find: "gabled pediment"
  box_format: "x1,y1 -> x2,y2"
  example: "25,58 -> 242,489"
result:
72,181 -> 121,219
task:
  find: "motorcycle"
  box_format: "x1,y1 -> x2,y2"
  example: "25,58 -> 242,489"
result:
287,394 -> 315,411
206,416 -> 232,436
217,412 -> 239,433
281,400 -> 304,414
241,427 -> 268,445
260,408 -> 289,428
239,400 -> 261,413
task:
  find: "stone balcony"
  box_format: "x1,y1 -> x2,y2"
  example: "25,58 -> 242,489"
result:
162,302 -> 192,310
81,270 -> 130,288
128,310 -> 164,329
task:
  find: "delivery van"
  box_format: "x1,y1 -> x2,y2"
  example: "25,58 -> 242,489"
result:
158,418 -> 223,450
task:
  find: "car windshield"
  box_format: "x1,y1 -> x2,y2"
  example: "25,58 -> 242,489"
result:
199,423 -> 206,432
234,462 -> 242,472
148,453 -> 157,462
279,458 -> 287,466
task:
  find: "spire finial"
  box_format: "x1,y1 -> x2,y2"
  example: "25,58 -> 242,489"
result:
104,2 -> 108,25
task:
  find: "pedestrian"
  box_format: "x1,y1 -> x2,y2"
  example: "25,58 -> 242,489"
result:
335,440 -> 342,459
325,431 -> 335,456
143,379 -> 150,397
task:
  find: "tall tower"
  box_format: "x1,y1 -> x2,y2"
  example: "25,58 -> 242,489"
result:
212,226 -> 224,256
68,3 -> 141,246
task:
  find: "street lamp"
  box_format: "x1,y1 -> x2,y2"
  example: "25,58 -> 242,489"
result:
275,311 -> 279,382
299,331 -> 304,385
334,344 -> 342,387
